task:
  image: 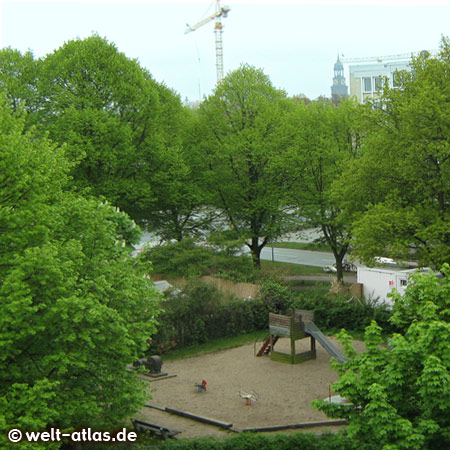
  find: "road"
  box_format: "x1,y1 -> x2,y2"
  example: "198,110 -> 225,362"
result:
260,246 -> 336,267
137,231 -> 339,268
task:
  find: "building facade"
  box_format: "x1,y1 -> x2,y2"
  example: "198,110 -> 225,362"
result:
348,60 -> 410,103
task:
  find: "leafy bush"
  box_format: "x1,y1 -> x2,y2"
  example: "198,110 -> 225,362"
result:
149,279 -> 288,353
143,239 -> 215,278
258,279 -> 295,313
314,268 -> 450,450
155,431 -> 356,450
286,289 -> 394,334
150,277 -> 394,354
143,238 -> 255,281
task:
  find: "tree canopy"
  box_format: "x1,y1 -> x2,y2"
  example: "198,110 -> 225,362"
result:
0,47 -> 38,118
336,39 -> 450,270
282,98 -> 363,280
144,106 -> 214,242
0,100 -> 160,449
199,65 -> 295,267
315,265 -> 450,450
32,35 -> 186,225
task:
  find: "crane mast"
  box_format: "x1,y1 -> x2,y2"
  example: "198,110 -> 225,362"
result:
185,0 -> 230,84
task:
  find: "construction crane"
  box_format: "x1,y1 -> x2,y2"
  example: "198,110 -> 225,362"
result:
185,0 -> 230,83
341,49 -> 437,64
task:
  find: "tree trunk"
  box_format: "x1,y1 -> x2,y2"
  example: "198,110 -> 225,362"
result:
248,237 -> 265,269
335,254 -> 345,283
321,225 -> 348,283
333,245 -> 348,283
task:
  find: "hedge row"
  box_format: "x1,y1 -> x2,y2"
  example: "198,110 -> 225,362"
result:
152,431 -> 359,450
149,279 -> 394,354
286,288 -> 394,334
149,279 -> 283,353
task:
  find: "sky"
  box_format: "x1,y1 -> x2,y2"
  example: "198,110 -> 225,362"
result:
1,0 -> 450,103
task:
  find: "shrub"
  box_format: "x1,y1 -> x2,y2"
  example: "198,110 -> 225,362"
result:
155,431 -> 357,450
286,289 -> 394,334
143,239 -> 215,278
149,279 -> 290,353
150,277 -> 395,354
143,239 -> 255,282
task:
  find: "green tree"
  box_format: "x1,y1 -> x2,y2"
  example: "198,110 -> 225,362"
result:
145,106 -> 215,241
314,265 -> 450,450
284,98 -> 363,281
0,100 -> 160,449
34,34 -> 185,226
0,47 -> 39,117
198,65 -> 295,268
336,39 -> 450,270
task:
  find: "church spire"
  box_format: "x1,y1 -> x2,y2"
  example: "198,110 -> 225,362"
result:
331,54 -> 348,104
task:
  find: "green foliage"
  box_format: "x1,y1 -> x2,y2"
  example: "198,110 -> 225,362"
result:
0,99 -> 160,449
390,264 -> 450,331
258,279 -> 295,313
149,279 -> 288,353
26,34 -> 187,228
143,238 -> 255,282
199,65 -> 297,268
336,39 -> 450,269
282,98 -> 364,280
146,106 -> 214,241
154,430 -> 356,450
314,268 -> 450,450
287,289 -> 393,334
0,47 -> 39,118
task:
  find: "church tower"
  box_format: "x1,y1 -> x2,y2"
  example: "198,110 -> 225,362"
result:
331,56 -> 348,104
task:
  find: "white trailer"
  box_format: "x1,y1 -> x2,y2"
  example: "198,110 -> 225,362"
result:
356,266 -> 417,305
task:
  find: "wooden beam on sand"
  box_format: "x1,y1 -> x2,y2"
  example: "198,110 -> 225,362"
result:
165,407 -> 233,429
241,419 -> 348,432
136,374 -> 178,382
144,404 -> 166,412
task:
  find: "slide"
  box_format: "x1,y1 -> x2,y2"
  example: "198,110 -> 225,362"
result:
304,321 -> 348,363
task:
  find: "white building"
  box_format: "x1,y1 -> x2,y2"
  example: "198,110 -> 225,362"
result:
349,60 -> 410,103
357,266 -> 418,306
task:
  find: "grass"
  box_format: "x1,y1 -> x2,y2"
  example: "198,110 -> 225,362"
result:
273,241 -> 333,252
162,331 -> 266,361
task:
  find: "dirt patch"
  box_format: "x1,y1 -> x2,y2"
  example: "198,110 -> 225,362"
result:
136,336 -> 365,440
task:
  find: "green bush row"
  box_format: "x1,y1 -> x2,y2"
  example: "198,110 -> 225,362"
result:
286,288 -> 395,334
152,431 -> 358,450
149,279 -> 283,353
149,278 -> 393,354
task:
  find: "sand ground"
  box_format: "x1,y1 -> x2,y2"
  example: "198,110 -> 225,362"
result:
135,336 -> 365,440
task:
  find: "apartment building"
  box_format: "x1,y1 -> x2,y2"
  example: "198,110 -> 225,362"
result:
348,60 -> 410,103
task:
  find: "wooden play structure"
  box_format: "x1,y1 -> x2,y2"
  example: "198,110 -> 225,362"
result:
256,309 -> 347,364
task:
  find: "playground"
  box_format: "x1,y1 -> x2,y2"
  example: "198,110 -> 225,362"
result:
137,328 -> 365,439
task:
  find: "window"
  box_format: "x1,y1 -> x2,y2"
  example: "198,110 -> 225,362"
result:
400,279 -> 408,287
363,77 -> 372,92
374,77 -> 383,92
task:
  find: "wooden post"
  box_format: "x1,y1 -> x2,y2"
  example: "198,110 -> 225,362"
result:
290,315 -> 296,364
